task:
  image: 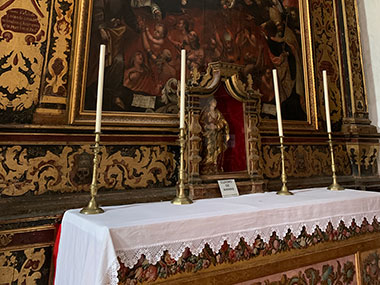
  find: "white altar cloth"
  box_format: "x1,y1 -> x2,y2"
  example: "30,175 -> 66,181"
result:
54,188 -> 380,285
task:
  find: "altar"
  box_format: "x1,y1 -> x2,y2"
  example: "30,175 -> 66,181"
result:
55,188 -> 380,284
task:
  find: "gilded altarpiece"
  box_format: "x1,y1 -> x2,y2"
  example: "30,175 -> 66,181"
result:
0,0 -> 378,283
0,0 -> 376,198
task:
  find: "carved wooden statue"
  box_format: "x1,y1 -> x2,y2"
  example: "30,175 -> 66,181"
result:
199,98 -> 230,174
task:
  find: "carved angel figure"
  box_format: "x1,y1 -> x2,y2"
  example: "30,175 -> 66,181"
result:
199,98 -> 230,174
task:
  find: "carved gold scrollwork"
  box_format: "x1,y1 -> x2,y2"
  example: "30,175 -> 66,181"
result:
346,143 -> 379,177
190,67 -> 201,87
262,144 -> 351,178
310,0 -> 343,128
246,114 -> 262,178
0,248 -> 47,284
188,113 -> 202,182
0,1 -> 49,113
41,0 -> 74,101
0,145 -> 176,196
0,233 -> 14,247
343,0 -> 367,115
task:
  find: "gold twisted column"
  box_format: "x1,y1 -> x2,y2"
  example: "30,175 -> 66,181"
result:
277,136 -> 293,195
171,128 -> 193,205
327,132 -> 344,191
80,132 -> 105,214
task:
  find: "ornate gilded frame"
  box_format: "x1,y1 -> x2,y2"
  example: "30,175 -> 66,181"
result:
67,0 -> 178,130
68,0 -> 315,132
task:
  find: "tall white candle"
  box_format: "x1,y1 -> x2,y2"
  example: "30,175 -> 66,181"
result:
179,49 -> 186,129
95,44 -> 106,133
323,70 -> 332,133
272,69 -> 283,137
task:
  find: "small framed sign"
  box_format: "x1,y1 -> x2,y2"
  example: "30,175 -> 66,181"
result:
218,179 -> 239,198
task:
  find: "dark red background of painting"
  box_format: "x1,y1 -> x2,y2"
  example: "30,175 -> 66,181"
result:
214,85 -> 247,172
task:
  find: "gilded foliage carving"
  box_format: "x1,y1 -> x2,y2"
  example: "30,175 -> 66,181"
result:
41,0 -> 74,99
0,0 -> 49,119
310,0 -> 343,130
347,144 -> 379,177
0,248 -> 47,284
262,144 -> 351,178
0,145 -> 177,196
344,0 -> 366,115
0,233 -> 13,247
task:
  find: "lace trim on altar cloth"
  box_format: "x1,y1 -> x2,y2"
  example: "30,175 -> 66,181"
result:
103,258 -> 120,285
113,212 -> 379,269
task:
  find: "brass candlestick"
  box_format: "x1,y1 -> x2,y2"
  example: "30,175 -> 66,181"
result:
80,132 -> 105,214
327,132 -> 344,191
277,136 -> 293,195
171,128 -> 193,205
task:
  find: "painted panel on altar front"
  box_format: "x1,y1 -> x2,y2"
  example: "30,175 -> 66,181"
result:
71,0 -> 313,128
359,248 -> 380,284
235,254 -> 357,285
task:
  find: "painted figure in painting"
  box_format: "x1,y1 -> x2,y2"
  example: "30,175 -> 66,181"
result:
199,98 -> 230,174
85,0 -> 147,111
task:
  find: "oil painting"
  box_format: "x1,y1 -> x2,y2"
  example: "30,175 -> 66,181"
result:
81,0 -> 306,122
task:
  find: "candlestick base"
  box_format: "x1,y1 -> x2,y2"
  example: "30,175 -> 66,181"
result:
171,196 -> 193,205
276,136 -> 293,196
327,132 -> 345,191
327,183 -> 344,191
80,197 -> 104,214
80,132 -> 105,214
277,184 -> 293,196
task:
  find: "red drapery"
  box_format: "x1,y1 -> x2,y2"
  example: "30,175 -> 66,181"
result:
214,85 -> 247,172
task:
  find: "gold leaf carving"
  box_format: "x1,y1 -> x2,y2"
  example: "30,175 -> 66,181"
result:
0,145 -> 176,196
0,1 -> 49,111
0,248 -> 46,284
310,0 -> 343,128
344,0 -> 366,114
263,144 -> 351,178
0,233 -> 14,247
99,146 -> 176,189
42,0 -> 74,99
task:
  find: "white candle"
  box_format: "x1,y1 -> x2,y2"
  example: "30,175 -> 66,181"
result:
95,44 -> 106,133
179,49 -> 186,129
323,70 -> 332,133
272,69 -> 283,137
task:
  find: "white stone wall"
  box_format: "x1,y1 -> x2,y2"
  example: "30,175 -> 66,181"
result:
357,1 -> 380,131
357,1 -> 380,175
